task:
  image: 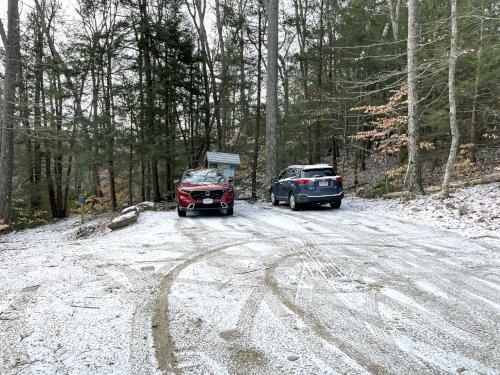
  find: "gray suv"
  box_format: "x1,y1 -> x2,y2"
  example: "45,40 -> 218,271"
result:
269,164 -> 344,210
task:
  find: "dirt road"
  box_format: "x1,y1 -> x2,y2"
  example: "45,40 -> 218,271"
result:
0,200 -> 498,374
152,202 -> 499,374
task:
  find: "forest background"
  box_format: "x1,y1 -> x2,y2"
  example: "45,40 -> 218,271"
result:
0,0 -> 498,229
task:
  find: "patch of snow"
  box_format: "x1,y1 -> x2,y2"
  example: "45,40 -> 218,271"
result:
1,194 -> 498,374
415,280 -> 449,299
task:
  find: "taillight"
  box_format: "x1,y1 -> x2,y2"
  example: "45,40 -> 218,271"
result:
297,178 -> 312,185
335,176 -> 343,183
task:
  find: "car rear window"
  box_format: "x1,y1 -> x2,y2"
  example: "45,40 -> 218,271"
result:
301,168 -> 334,178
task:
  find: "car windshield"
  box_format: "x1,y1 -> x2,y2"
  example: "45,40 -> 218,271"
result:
182,170 -> 225,183
301,168 -> 334,178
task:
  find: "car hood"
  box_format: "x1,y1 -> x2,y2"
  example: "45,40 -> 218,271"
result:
180,182 -> 230,191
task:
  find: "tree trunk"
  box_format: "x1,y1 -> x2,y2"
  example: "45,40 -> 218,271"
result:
469,3 -> 484,163
152,159 -> 161,202
313,0 -> 325,163
293,0 -> 311,163
140,0 -> 160,202
105,39 -> 117,211
91,42 -> 102,198
215,0 -> 228,149
19,60 -> 35,213
135,26 -> 146,202
0,0 -> 19,224
129,116 -> 138,206
251,7 -> 263,200
33,15 -> 44,209
266,0 -> 279,183
441,0 -> 459,199
54,74 -> 65,218
386,0 -> 401,41
403,0 -> 424,193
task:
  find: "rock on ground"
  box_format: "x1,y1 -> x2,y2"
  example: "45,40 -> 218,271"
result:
136,201 -> 156,212
122,206 -> 139,215
108,210 -> 139,230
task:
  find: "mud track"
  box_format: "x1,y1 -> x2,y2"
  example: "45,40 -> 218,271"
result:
153,240 -> 249,374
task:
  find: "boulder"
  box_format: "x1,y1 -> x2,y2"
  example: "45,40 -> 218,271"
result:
121,205 -> 138,215
136,201 -> 156,212
108,210 -> 139,230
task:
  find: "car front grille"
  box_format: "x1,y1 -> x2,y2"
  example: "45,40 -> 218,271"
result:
189,190 -> 224,200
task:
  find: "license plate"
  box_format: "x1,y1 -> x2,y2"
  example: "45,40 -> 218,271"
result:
203,198 -> 213,204
319,180 -> 329,187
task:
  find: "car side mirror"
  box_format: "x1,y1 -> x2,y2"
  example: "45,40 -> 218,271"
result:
271,178 -> 278,183
173,179 -> 179,185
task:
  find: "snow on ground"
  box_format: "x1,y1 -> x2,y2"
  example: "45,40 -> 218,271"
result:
1,191 -> 499,374
347,182 -> 500,244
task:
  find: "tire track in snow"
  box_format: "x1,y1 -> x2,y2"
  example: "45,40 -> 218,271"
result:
264,251 -> 387,374
153,240 -> 251,375
152,222 -> 287,375
255,207 -> 496,371
267,235 -> 427,374
156,204 -> 499,373
280,207 -> 500,316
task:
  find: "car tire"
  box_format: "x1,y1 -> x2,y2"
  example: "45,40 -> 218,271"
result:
226,207 -> 234,216
177,206 -> 187,217
270,190 -> 279,206
330,201 -> 341,209
289,192 -> 300,211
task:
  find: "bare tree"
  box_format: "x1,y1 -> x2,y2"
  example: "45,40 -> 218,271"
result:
403,0 -> 423,194
251,4 -> 263,200
0,0 -> 19,224
266,0 -> 278,183
186,0 -> 223,151
441,0 -> 459,198
292,0 -> 311,162
215,0 -> 228,148
469,2 -> 484,162
386,0 -> 401,41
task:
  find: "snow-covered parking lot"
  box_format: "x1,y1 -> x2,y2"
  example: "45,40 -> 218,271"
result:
1,198 -> 499,374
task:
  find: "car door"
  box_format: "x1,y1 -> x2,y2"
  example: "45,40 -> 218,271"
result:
274,169 -> 287,199
279,168 -> 297,198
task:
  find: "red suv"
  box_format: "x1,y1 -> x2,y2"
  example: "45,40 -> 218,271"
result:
176,169 -> 234,217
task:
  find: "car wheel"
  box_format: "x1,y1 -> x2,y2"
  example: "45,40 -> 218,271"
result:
270,190 -> 279,206
177,206 -> 187,217
330,201 -> 341,209
289,192 -> 300,211
226,207 -> 234,216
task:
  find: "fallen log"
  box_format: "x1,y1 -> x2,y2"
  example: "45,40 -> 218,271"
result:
383,173 -> 500,199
